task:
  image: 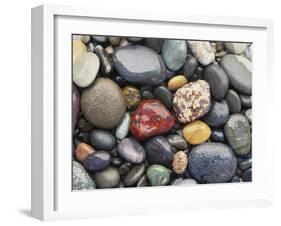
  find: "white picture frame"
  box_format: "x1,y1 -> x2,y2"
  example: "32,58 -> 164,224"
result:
31,4 -> 274,221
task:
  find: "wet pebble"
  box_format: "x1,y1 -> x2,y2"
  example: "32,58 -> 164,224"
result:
89,129 -> 117,150
124,163 -> 145,186
187,41 -> 215,66
242,168 -> 252,182
75,142 -> 95,162
183,120 -> 211,145
211,128 -> 225,143
225,89 -> 242,114
94,45 -> 113,74
123,86 -> 141,110
245,109 -> 252,123
73,39 -> 87,64
72,161 -> 96,190
225,43 -> 248,54
144,38 -> 163,53
183,55 -> 198,79
167,135 -> 188,150
172,151 -> 188,174
203,100 -> 229,127
168,75 -> 188,91
239,94 -> 252,108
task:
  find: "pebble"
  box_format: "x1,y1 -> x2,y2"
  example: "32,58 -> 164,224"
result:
130,100 -> 175,140
75,142 -> 95,162
92,36 -> 107,43
211,128 -> 225,143
118,162 -> 132,176
189,142 -> 237,183
73,52 -> 100,88
72,161 -> 96,190
244,45 -> 252,61
204,63 -> 229,100
89,129 -> 117,150
239,94 -> 252,108
111,157 -> 123,167
105,46 -> 114,56
183,55 -> 198,79
73,39 -> 87,64
145,136 -> 173,166
94,166 -> 120,188
225,89 -> 242,113
113,45 -> 166,85
72,84 -> 80,128
242,168 -> 252,182
225,43 -> 248,54
94,45 -> 113,75
87,42 -> 95,52
203,100 -> 229,127
245,109 -> 252,123
221,54 -> 252,95
137,175 -> 149,187
117,138 -> 146,164
124,163 -> 146,186
183,120 -> 211,145
128,37 -> 143,42
167,135 -> 188,150
162,40 -> 187,71
83,151 -> 111,171
144,38 -> 163,53
231,176 -> 241,182
172,151 -> 188,174
224,114 -> 251,156
81,78 -> 126,129
114,75 -> 127,88
123,86 -> 141,110
173,80 -> 211,123
142,90 -> 154,99
187,41 -> 215,66
153,86 -> 173,109
109,36 -> 121,46
167,75 -> 188,91
146,165 -> 171,186
115,112 -> 131,140
175,179 -> 198,186
238,159 -> 252,170
119,38 -> 131,47
81,35 -> 91,44
76,116 -> 93,132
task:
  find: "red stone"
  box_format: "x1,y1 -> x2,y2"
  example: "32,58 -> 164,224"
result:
130,100 -> 175,140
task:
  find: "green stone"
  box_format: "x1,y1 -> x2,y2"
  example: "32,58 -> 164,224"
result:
146,165 -> 170,186
72,161 -> 95,190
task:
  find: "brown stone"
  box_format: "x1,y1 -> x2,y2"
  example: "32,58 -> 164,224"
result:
75,143 -> 95,162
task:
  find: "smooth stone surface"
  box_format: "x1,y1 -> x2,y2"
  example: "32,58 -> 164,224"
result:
245,108 -> 252,123
137,175 -> 149,187
242,168 -> 252,182
81,78 -> 126,129
175,179 -> 198,186
167,135 -> 188,150
83,151 -> 111,171
73,39 -> 87,64
81,35 -> 91,44
189,142 -> 237,183
73,52 -> 100,87
75,142 -> 95,162
72,161 -> 96,190
145,136 -> 173,166
142,90 -> 154,99
204,63 -> 229,100
183,120 -> 211,145
224,114 -> 251,156
123,86 -> 141,110
94,45 -> 113,74
153,86 -> 173,109
118,162 -> 132,176
109,36 -> 121,46
111,157 -> 123,167
115,112 -> 131,140
162,40 -> 187,71
72,84 -> 80,128
168,75 -> 188,91
172,151 -> 188,174
173,80 -> 211,123
92,36 -> 107,43
239,94 -> 252,108
225,43 -> 248,54
94,166 -> 120,188
211,128 -> 225,143
225,89 -> 242,113
117,138 -> 146,164
89,129 -> 117,150
146,165 -> 171,186
239,159 -> 252,170
130,100 -> 175,140
144,38 -> 163,53
87,42 -> 95,53
124,163 -> 145,186
203,100 -> 229,127
221,54 -> 252,95
183,55 -> 198,79
187,41 -> 215,66
128,37 -> 143,42
113,45 -> 166,86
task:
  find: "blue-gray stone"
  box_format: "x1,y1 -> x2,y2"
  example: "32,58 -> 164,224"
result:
115,112 -> 131,140
211,128 -> 225,143
144,38 -> 163,53
203,100 -> 229,127
189,142 -> 237,183
242,168 -> 252,182
72,161 -> 96,190
89,129 -> 116,150
239,94 -> 252,108
153,86 -> 173,109
225,89 -> 242,114
83,151 -> 111,171
183,55 -> 198,79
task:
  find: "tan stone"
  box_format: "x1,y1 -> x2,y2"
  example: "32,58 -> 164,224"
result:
183,120 -> 211,145
75,143 -> 95,162
172,151 -> 188,174
73,40 -> 87,64
168,75 -> 188,91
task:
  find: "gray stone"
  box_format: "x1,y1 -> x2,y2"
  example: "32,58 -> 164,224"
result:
89,129 -> 116,150
225,89 -> 242,113
175,179 -> 198,186
167,135 -> 188,150
115,112 -> 131,140
245,109 -> 252,123
187,41 -> 215,66
239,94 -> 252,108
94,166 -> 120,188
203,100 -> 229,127
72,161 -> 95,190
124,163 -> 146,187
153,86 -> 173,109
225,43 -> 248,54
183,55 -> 198,79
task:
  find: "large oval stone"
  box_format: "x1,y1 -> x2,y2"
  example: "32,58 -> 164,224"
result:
80,78 -> 126,129
113,45 -> 166,86
72,161 -> 96,190
117,138 -> 145,164
83,151 -> 111,171
173,80 -> 211,123
162,40 -> 187,71
224,114 -> 251,156
94,166 -> 120,188
220,54 -> 252,95
72,84 -> 80,128
187,41 -> 215,66
130,100 -> 175,140
144,136 -> 173,166
189,142 -> 237,183
89,129 -> 116,150
146,164 -> 171,186
203,100 -> 229,127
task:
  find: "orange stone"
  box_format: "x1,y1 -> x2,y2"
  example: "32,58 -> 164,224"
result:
75,142 -> 95,162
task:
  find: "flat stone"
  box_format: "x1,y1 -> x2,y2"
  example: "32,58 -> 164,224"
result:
183,55 -> 198,79
72,161 -> 96,190
94,166 -> 120,188
203,100 -> 229,127
153,86 -> 173,109
225,89 -> 242,113
146,165 -> 171,186
123,86 -> 141,110
183,120 -> 211,145
124,163 -> 146,187
115,112 -> 131,140
72,84 -> 80,128
89,129 -> 117,150
187,41 -> 215,66
225,43 -> 248,54
167,135 -> 188,150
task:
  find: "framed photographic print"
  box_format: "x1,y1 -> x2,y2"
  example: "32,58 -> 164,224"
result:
31,4 -> 274,221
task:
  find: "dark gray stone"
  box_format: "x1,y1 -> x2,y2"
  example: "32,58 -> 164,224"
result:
239,94 -> 252,108
118,162 -> 132,176
153,86 -> 173,109
137,175 -> 149,187
124,163 -> 146,187
203,100 -> 229,127
211,128 -> 225,143
94,45 -> 113,74
238,159 -> 252,170
242,168 -> 252,182
167,135 -> 188,150
89,129 -> 116,150
144,38 -> 163,53
225,89 -> 242,113
183,55 -> 198,79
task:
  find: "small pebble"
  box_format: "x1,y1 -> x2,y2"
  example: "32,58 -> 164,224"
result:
75,142 -> 95,162
172,151 -> 188,174
167,75 -> 188,91
123,86 -> 141,110
183,120 -> 211,145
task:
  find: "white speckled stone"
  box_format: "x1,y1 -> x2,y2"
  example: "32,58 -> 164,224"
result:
187,41 -> 215,66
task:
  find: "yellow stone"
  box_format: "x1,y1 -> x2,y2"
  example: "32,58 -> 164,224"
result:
73,40 -> 87,64
183,120 -> 211,145
168,75 -> 188,91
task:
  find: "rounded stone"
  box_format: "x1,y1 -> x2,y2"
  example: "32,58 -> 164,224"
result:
183,120 -> 211,145
146,165 -> 171,186
80,78 -> 126,129
242,168 -> 252,182
91,36 -> 107,43
72,161 -> 96,190
175,179 -> 198,186
128,37 -> 143,42
83,151 -> 111,171
75,142 -> 95,162
81,35 -> 91,44
94,166 -> 120,188
239,94 -> 252,108
187,41 -> 215,66
189,142 -> 237,183
220,54 -> 252,95
225,43 -> 248,54
94,45 -> 113,75
167,135 -> 188,150
168,75 -> 188,91
202,100 -> 229,127
173,80 -> 211,123
245,109 -> 252,124
224,114 -> 251,156
118,162 -> 132,176
73,52 -> 100,88
109,36 -> 121,46
153,86 -> 173,109
115,112 -> 131,140
124,163 -> 146,187
113,45 -> 166,86
144,136 -> 173,167
172,151 -> 188,174
204,63 -> 229,100
72,84 -> 80,128
137,175 -> 149,187
73,39 -> 87,64
123,86 -> 141,110
89,129 -> 117,150
111,157 -> 123,167
162,40 -> 187,71
225,89 -> 242,114
117,138 -> 146,164
183,55 -> 198,79
144,38 -> 163,53
211,128 -> 225,143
